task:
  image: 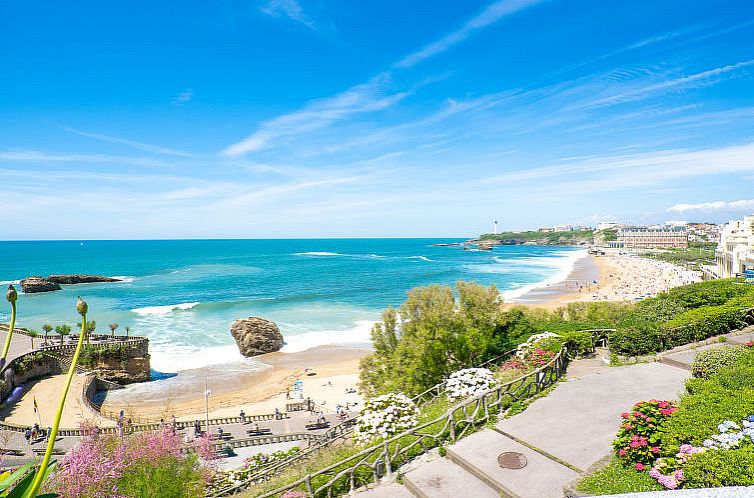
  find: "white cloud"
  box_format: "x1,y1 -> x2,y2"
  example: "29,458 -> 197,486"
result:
171,88 -> 194,106
61,126 -> 193,157
667,199 -> 754,213
0,150 -> 170,167
261,0 -> 316,30
220,73 -> 410,156
395,0 -> 543,68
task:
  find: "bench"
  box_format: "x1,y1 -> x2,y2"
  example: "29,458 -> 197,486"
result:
211,433 -> 232,441
246,428 -> 272,436
305,422 -> 330,430
0,448 -> 24,456
32,447 -> 66,455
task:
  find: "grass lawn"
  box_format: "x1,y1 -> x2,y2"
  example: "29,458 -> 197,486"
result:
576,458 -> 663,495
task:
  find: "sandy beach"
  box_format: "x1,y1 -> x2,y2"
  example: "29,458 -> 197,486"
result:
99,346 -> 370,422
509,249 -> 702,309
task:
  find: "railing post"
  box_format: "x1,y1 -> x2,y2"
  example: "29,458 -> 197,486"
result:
448,413 -> 456,442
383,442 -> 392,479
305,475 -> 314,497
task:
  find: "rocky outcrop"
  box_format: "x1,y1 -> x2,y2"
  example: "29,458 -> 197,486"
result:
19,276 -> 61,293
231,317 -> 284,356
19,274 -> 121,293
48,274 -> 120,285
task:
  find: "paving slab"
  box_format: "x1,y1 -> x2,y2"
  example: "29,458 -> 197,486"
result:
403,455 -> 498,498
447,429 -> 578,498
659,342 -> 728,370
496,361 -> 688,471
728,329 -> 754,346
354,482 -> 414,497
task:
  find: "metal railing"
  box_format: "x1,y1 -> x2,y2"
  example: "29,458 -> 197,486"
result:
213,330 -> 615,497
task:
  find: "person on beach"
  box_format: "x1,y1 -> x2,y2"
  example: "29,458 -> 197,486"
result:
274,407 -> 281,420
239,409 -> 246,423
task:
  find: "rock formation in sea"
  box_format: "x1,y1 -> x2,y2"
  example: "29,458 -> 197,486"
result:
19,274 -> 121,293
230,317 -> 284,356
19,276 -> 62,293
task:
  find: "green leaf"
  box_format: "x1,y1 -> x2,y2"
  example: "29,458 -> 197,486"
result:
0,463 -> 34,491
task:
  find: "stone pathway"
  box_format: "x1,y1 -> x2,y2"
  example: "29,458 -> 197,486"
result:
356,331 -> 754,498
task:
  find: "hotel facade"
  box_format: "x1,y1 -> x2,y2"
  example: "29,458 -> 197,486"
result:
618,226 -> 688,249
716,214 -> 754,277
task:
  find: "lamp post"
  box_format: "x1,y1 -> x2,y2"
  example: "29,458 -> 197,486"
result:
204,378 -> 211,432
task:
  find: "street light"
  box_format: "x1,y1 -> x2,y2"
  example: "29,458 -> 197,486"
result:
204,378 -> 211,433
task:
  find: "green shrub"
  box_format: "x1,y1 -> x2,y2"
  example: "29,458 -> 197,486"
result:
561,330 -> 595,356
691,346 -> 748,378
608,327 -> 663,356
682,445 -> 754,488
661,352 -> 754,450
663,304 -> 749,346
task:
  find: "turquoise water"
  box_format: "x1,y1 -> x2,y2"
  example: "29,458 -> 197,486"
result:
0,239 -> 584,373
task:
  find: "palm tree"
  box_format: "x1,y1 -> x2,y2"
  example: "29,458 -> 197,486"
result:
79,320 -> 96,344
55,324 -> 71,345
125,326 -> 130,339
109,322 -> 119,339
42,324 -> 53,345
27,329 -> 38,349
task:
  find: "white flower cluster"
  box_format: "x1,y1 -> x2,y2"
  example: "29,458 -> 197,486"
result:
516,332 -> 560,359
702,418 -> 754,450
354,393 -> 419,444
445,368 -> 495,401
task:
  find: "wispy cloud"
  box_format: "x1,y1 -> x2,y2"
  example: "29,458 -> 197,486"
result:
221,73 -> 410,156
0,150 -> 170,167
261,0 -> 316,30
585,59 -> 754,108
395,0 -> 543,68
61,126 -> 193,157
667,199 -> 754,213
171,88 -> 194,106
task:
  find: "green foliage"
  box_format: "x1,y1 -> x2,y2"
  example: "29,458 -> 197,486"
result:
691,345 -> 748,378
682,445 -> 754,488
601,228 -> 618,241
78,344 -> 131,368
661,350 -> 754,451
576,458 -> 662,495
0,461 -> 57,498
12,352 -> 46,375
478,229 -> 594,245
612,400 -> 676,466
115,454 -> 204,498
360,282 -> 513,396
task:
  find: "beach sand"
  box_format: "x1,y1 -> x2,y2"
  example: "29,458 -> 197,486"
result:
100,346 -> 370,422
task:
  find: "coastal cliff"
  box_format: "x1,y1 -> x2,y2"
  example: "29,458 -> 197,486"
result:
474,230 -> 594,247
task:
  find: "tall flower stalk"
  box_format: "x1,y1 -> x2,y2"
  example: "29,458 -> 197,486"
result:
0,284 -> 18,370
25,296 -> 90,498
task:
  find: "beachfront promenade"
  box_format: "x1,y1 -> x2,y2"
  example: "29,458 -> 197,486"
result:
358,327 -> 754,498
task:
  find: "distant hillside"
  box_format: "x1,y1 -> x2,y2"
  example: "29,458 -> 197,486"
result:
476,230 -> 594,246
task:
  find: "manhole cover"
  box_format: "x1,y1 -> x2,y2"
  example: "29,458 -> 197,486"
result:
498,451 -> 528,469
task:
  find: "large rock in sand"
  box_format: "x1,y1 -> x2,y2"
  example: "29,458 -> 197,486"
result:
231,317 -> 284,357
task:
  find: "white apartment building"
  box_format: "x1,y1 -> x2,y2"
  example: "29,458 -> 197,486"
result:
717,214 -> 754,277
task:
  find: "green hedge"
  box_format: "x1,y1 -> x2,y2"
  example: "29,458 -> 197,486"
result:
683,445 -> 754,488
661,351 -> 754,451
691,346 -> 748,378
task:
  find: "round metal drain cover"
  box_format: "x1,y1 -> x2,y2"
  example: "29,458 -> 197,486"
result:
498,451 -> 528,469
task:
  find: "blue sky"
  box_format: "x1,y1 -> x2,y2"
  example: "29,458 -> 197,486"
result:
2,0 -> 754,239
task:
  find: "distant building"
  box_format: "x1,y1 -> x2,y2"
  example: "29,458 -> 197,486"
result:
716,215 -> 754,277
596,222 -> 619,231
618,226 -> 688,249
538,225 -> 573,233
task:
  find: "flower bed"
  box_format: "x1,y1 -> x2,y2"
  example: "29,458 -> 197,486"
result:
691,345 -> 748,378
354,393 -> 419,444
613,400 -> 677,467
445,368 -> 495,401
207,448 -> 300,495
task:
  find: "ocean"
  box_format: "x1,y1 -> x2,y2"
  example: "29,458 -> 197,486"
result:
0,239 -> 585,374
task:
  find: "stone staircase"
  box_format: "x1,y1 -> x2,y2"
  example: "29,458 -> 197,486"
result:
357,358 -> 691,498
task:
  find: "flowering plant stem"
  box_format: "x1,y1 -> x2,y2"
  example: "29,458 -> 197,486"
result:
0,286 -> 18,367
25,301 -> 89,498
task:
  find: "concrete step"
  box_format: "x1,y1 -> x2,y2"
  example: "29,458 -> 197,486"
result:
446,429 -> 578,498
354,482 -> 414,497
402,455 -> 499,498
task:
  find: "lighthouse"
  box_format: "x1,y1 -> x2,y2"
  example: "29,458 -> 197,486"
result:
494,220 -> 498,234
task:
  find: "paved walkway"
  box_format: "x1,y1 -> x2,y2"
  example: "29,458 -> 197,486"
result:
358,331 -> 753,498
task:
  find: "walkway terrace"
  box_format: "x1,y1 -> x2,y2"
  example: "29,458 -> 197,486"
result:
358,326 -> 754,498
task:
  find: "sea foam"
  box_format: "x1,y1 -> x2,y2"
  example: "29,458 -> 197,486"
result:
502,249 -> 588,301
131,302 -> 200,316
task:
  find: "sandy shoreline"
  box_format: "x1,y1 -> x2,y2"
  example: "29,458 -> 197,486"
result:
100,345 -> 371,422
